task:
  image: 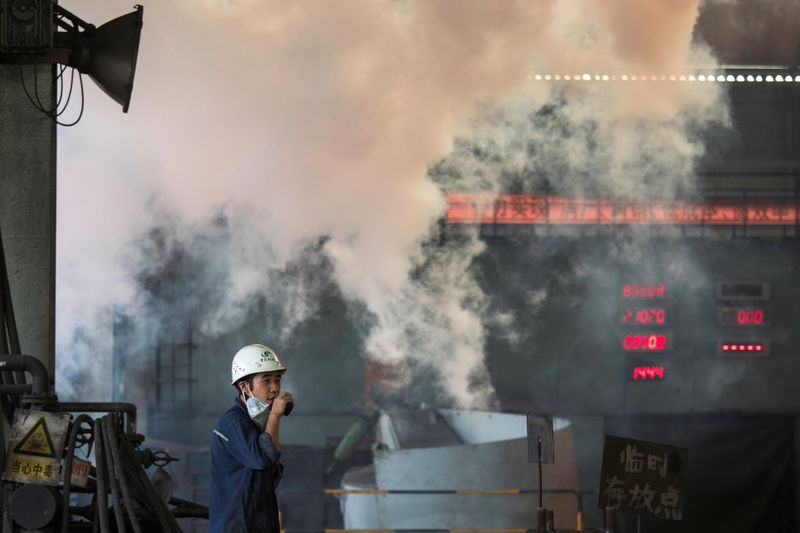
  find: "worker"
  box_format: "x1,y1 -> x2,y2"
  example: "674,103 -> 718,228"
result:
209,343 -> 294,532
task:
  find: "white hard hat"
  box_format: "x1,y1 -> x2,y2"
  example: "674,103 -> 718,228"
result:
231,344 -> 287,385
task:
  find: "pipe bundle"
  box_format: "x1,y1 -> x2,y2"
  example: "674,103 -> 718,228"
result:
61,412 -> 183,533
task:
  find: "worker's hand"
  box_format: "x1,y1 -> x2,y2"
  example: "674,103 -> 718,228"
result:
270,392 -> 294,417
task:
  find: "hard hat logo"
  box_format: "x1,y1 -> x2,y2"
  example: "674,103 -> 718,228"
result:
230,344 -> 287,385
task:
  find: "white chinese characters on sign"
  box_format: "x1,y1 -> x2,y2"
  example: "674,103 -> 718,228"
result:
655,486 -> 682,520
602,480 -> 682,520
600,436 -> 686,522
621,445 -> 668,478
603,476 -> 626,507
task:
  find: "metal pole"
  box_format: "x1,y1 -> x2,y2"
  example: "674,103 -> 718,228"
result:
171,342 -> 176,405
187,320 -> 193,411
538,436 -> 543,509
155,345 -> 161,409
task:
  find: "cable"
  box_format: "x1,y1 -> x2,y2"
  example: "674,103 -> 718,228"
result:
104,414 -> 143,533
18,65 -> 85,127
55,69 -> 84,126
62,414 -> 94,533
93,418 -> 110,533
55,66 -> 76,118
56,69 -> 75,117
33,65 -> 49,113
19,64 -> 57,115
55,65 -> 67,108
56,65 -> 74,113
120,436 -> 182,532
100,417 -> 127,533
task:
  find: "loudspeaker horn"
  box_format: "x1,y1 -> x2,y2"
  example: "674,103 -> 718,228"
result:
75,5 -> 144,113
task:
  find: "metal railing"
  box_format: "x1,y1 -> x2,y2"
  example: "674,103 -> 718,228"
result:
277,487 -> 599,532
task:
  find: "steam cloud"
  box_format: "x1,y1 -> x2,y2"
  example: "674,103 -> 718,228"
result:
57,0 -> 727,408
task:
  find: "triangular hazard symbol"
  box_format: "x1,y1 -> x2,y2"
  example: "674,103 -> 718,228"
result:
13,418 -> 55,458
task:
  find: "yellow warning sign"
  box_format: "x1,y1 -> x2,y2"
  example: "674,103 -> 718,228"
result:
13,418 -> 55,457
4,454 -> 58,483
3,409 -> 70,486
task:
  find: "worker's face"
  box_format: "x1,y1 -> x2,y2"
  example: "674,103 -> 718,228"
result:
242,371 -> 283,403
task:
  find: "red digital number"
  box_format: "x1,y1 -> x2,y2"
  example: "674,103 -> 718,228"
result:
719,307 -> 769,327
623,334 -> 667,351
621,308 -> 668,324
622,283 -> 665,299
632,366 -> 665,380
736,309 -> 764,325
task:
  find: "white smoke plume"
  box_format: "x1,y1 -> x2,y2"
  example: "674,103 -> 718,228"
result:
57,0 -> 726,407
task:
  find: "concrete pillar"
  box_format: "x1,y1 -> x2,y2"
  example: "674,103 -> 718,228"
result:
0,65 -> 56,388
795,416 -> 800,531
569,414 -> 606,529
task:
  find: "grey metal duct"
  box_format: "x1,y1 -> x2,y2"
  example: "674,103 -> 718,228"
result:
0,353 -> 49,394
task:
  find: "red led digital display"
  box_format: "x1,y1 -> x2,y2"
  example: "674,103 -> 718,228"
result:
718,340 -> 770,356
622,283 -> 665,299
447,194 -> 800,227
631,366 -> 665,381
736,309 -> 764,324
622,334 -> 672,351
620,308 -> 670,325
721,343 -> 763,352
718,307 -> 770,327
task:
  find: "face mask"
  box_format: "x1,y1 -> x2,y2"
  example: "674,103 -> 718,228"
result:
243,387 -> 270,428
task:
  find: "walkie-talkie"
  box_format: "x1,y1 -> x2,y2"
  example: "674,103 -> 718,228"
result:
268,400 -> 293,416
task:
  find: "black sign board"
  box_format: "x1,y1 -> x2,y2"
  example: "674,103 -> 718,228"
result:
526,414 -> 554,464
598,435 -> 688,521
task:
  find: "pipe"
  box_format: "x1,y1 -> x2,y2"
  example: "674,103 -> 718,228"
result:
604,506 -> 618,533
171,508 -> 210,519
61,414 -> 94,532
48,402 -> 137,434
100,417 -> 127,533
0,354 -> 49,394
118,430 -> 178,532
168,496 -> 209,518
326,409 -> 380,475
104,415 -> 142,533
0,384 -> 31,394
0,393 -> 4,475
0,374 -> 15,422
94,419 -> 110,533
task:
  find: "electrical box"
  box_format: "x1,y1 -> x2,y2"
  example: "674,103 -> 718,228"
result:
0,0 -> 52,50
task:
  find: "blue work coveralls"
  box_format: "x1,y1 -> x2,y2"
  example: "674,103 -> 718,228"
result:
209,398 -> 283,532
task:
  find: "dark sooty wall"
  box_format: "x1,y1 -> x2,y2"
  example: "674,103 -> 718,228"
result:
481,237 -> 800,415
